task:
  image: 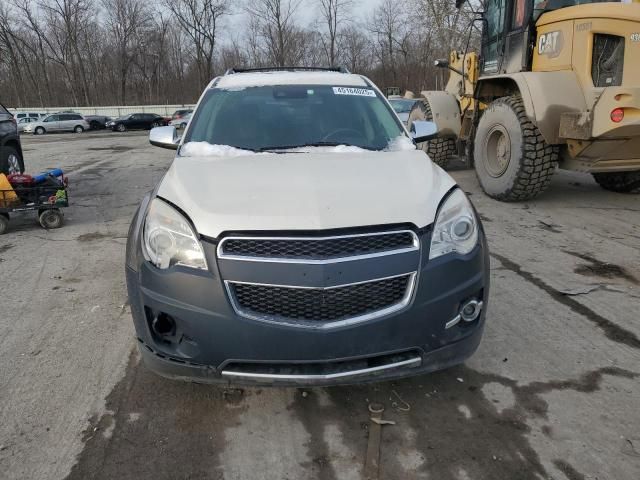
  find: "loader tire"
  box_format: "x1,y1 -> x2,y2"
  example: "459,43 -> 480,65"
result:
408,98 -> 457,168
592,171 -> 640,193
474,95 -> 559,201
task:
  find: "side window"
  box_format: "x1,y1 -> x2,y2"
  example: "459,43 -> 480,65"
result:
592,34 -> 625,87
72,114 -> 82,120
60,114 -> 72,121
482,0 -> 507,73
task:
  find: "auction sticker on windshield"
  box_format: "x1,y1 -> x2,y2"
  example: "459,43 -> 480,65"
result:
333,87 -> 376,97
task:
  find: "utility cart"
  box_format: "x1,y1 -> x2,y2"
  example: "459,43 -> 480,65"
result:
0,170 -> 69,234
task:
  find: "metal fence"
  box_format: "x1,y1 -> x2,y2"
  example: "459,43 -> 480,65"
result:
8,104 -> 196,117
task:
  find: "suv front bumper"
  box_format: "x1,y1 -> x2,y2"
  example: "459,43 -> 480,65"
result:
126,225 -> 489,386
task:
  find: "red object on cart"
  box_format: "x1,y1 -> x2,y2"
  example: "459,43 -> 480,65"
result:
7,173 -> 34,185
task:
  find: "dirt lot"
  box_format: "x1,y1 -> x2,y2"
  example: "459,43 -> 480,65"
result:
1,131 -> 639,480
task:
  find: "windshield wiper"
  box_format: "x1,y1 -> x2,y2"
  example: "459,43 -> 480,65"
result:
258,142 -> 377,152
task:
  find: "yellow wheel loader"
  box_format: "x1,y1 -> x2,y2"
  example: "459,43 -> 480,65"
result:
409,0 -> 640,200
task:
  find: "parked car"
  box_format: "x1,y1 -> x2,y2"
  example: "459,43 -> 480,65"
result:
13,112 -> 46,120
169,112 -> 192,129
171,109 -> 193,121
23,113 -> 90,135
106,113 -> 166,132
389,98 -> 419,125
84,115 -> 112,130
0,102 -> 24,174
17,117 -> 39,133
126,68 -> 489,386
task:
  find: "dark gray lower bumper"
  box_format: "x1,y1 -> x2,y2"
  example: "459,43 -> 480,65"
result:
126,229 -> 489,386
137,324 -> 484,386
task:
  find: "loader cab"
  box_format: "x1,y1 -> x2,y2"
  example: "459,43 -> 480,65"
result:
478,0 -> 627,75
480,0 -> 536,75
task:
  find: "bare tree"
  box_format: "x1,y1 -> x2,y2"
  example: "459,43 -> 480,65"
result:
39,0 -> 96,105
245,0 -> 303,67
102,0 -> 150,104
163,0 -> 230,87
315,0 -> 353,66
339,25 -> 369,74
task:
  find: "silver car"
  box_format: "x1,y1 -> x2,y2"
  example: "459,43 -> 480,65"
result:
17,117 -> 39,133
23,113 -> 90,135
169,112 -> 192,129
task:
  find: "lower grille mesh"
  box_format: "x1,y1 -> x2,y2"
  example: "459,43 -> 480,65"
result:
230,274 -> 411,323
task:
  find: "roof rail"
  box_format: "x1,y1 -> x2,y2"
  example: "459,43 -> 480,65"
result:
224,66 -> 351,75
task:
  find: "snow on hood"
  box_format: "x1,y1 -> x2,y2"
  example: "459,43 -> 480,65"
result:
158,149 -> 456,238
181,142 -> 261,157
180,136 -> 416,157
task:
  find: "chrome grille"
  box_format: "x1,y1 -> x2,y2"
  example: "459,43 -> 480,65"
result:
228,274 -> 414,325
218,230 -> 417,261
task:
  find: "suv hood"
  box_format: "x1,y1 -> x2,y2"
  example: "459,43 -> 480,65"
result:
157,150 -> 456,238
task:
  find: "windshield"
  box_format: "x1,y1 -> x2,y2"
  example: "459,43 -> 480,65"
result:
185,84 -> 406,152
389,99 -> 416,114
534,0 -> 619,19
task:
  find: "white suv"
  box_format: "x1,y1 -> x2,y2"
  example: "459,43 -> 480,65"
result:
126,67 -> 489,386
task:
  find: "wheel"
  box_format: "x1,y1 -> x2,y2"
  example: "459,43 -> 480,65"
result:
474,95 -> 559,201
35,126 -> 45,135
39,209 -> 64,229
74,125 -> 84,133
180,122 -> 187,129
151,121 -> 160,128
0,145 -> 24,174
592,171 -> 640,193
89,121 -> 100,130
0,214 -> 8,235
116,124 -> 126,132
408,98 -> 457,168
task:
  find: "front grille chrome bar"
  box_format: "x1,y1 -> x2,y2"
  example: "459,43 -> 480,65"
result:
221,355 -> 422,382
217,229 -> 419,264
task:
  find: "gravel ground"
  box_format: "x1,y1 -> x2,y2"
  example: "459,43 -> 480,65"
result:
1,130 -> 639,480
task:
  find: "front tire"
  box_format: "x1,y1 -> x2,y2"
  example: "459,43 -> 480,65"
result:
117,124 -> 126,132
408,98 -> 457,168
474,95 -> 559,201
74,125 -> 84,133
39,209 -> 64,229
592,171 -> 640,193
0,146 -> 24,174
0,214 -> 8,235
35,126 -> 45,135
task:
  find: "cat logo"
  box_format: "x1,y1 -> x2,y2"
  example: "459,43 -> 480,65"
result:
538,31 -> 564,58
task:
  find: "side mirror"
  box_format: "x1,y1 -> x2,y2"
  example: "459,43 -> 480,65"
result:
410,120 -> 439,143
150,126 -> 180,150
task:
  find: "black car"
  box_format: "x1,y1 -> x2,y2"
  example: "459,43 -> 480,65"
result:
106,113 -> 166,132
84,115 -> 113,130
0,103 -> 24,175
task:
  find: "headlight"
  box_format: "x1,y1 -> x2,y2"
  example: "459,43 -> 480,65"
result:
429,188 -> 478,260
142,198 -> 207,270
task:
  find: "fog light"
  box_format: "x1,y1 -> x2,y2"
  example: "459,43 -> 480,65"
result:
152,312 -> 176,337
460,299 -> 483,322
445,299 -> 484,329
